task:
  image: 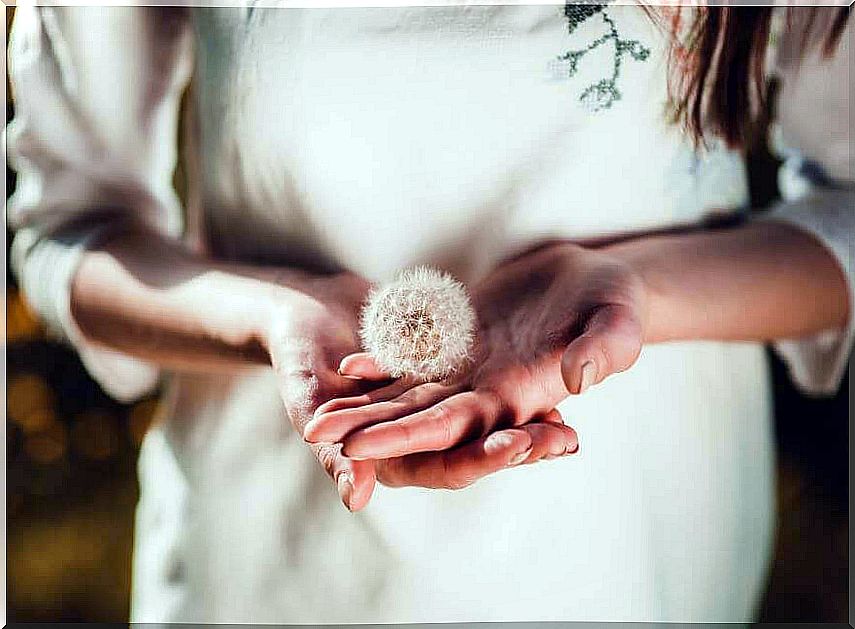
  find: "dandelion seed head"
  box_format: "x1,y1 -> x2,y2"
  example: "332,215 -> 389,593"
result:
360,266 -> 476,381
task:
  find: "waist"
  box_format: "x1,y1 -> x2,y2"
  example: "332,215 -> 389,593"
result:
150,340 -> 771,476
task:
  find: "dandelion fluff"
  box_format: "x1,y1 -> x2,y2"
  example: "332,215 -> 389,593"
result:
360,267 -> 476,381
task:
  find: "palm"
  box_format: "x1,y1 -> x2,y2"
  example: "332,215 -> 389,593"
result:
469,243 -> 644,406
265,272 -> 383,511
304,243 -> 645,490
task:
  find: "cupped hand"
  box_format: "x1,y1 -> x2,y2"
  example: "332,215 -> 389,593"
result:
263,268 -> 580,508
371,408 -> 578,490
305,242 -> 648,466
262,271 -> 387,512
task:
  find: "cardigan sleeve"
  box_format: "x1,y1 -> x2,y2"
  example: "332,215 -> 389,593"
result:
755,10 -> 853,396
7,6 -> 194,402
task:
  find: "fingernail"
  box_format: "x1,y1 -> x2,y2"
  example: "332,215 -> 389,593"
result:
509,447 -> 532,466
337,367 -> 363,380
336,472 -> 354,511
484,432 -> 516,455
579,360 -> 597,394
564,441 -> 579,455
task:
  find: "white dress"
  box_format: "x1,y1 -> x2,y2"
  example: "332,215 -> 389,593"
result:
7,4 -> 853,623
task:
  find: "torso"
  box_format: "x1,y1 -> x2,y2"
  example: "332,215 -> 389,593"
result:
187,4 -> 747,279
131,5 -> 775,622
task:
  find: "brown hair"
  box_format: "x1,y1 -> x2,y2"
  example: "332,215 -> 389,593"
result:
670,7 -> 850,148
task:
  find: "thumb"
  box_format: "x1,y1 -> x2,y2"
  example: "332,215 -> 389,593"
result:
313,442 -> 377,512
338,352 -> 393,381
561,303 -> 642,395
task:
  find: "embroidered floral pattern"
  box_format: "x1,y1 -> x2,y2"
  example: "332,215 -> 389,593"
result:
558,3 -> 650,112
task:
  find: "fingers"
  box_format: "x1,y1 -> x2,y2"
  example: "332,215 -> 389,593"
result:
375,428 -> 532,489
541,407 -> 566,425
375,417 -> 579,490
305,381 -> 464,444
341,390 -> 507,460
312,442 -> 376,512
516,418 -> 578,463
560,303 -> 642,395
305,378 -> 418,441
312,378 -> 420,416
338,352 -> 391,381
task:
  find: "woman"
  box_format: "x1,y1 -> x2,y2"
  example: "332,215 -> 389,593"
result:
7,3 -> 851,623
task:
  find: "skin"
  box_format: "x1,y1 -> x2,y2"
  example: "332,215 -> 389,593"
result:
307,222 -> 851,462
70,219 -> 848,510
70,222 -> 576,511
309,222 -> 850,465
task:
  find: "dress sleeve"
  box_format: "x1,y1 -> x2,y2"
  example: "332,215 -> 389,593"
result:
7,6 -> 194,402
755,10 -> 853,396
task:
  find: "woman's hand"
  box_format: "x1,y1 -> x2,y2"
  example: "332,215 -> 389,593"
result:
307,220 -> 852,469
70,224 -> 388,511
68,225 -> 586,506
260,271 -> 384,512
374,409 -> 578,490
304,242 -> 647,464
69,219 -> 849,503
266,271 -> 579,498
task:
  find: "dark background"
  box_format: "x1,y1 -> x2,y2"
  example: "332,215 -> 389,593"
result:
5,6 -> 848,622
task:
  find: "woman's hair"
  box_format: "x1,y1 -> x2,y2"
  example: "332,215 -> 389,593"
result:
670,7 -> 850,148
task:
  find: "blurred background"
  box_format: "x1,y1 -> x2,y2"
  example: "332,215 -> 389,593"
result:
4,5 -> 848,623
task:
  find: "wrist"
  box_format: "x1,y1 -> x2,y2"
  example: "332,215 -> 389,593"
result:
231,272 -> 314,358
250,269 -> 371,357
603,239 -> 674,345
188,268 -> 284,364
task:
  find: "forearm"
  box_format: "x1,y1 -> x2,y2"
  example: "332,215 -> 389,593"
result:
70,224 -> 311,372
607,221 -> 850,344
